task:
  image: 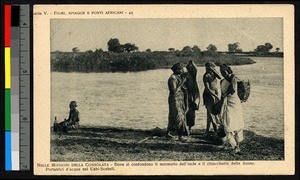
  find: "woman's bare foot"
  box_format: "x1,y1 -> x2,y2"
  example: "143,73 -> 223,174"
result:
178,136 -> 189,142
166,132 -> 176,139
235,146 -> 242,155
218,141 -> 231,150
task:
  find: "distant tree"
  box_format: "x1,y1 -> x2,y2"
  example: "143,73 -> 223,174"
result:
107,38 -> 123,53
265,43 -> 273,50
275,47 -> 280,52
254,42 -> 273,54
181,46 -> 192,57
72,47 -> 80,53
182,46 -> 192,52
168,48 -> 175,52
207,44 -> 217,52
93,48 -> 104,59
85,50 -> 93,54
255,45 -> 265,52
228,42 -> 240,52
192,45 -> 201,53
235,49 -> 243,53
123,43 -> 139,52
145,49 -> 151,53
175,50 -> 181,57
94,48 -> 103,53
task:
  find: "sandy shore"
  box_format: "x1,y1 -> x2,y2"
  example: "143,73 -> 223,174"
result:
51,126 -> 284,161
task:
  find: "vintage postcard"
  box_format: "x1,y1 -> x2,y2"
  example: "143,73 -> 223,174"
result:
33,4 -> 295,175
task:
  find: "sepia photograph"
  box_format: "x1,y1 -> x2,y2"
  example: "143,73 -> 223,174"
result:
50,18 -> 284,161
33,5 -> 294,175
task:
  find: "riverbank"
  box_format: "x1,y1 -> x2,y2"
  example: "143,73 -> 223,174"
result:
51,126 -> 284,161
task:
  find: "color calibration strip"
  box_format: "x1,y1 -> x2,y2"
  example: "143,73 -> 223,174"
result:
5,4 -> 31,171
19,4 -> 31,170
5,4 -> 12,171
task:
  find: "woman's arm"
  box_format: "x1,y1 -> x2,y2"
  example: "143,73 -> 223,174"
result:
168,76 -> 186,94
203,75 -> 219,101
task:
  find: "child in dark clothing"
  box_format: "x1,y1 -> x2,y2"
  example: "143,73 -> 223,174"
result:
53,101 -> 80,132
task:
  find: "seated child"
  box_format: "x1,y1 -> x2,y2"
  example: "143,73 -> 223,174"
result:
53,101 -> 80,132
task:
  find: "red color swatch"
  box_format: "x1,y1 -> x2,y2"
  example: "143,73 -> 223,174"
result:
5,5 -> 11,47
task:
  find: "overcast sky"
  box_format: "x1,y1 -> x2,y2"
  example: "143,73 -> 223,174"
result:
51,18 -> 283,52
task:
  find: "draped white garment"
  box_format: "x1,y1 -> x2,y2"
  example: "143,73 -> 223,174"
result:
220,78 -> 244,133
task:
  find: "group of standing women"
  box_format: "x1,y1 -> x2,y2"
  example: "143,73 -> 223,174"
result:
167,61 -> 244,154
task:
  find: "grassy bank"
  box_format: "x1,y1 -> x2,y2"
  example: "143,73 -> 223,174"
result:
51,126 -> 284,161
51,51 -> 256,72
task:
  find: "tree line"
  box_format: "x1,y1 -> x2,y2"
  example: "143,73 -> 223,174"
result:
67,38 -> 282,57
51,38 -> 283,72
105,38 -> 282,54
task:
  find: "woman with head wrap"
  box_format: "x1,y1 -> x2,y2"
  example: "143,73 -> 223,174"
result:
203,62 -> 221,136
166,63 -> 190,141
219,64 -> 244,154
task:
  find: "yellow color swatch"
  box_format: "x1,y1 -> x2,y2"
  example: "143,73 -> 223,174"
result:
5,47 -> 11,89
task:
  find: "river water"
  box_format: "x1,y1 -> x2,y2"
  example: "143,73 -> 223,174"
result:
51,57 -> 284,139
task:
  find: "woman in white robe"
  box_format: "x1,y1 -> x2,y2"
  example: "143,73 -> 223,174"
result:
219,64 -> 244,154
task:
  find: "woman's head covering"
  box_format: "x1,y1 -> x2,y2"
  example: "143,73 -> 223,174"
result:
220,64 -> 233,74
205,62 -> 221,79
205,62 -> 217,68
171,63 -> 184,73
